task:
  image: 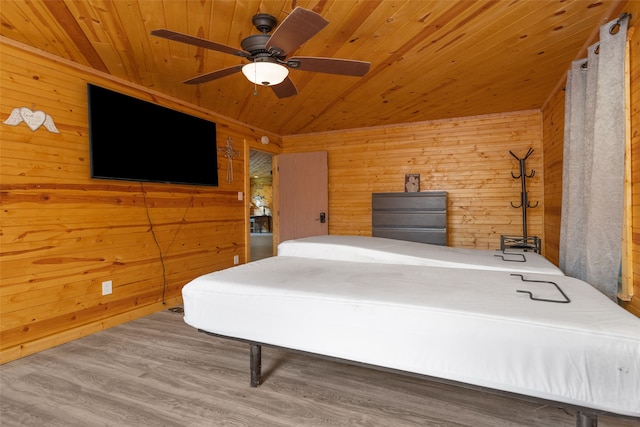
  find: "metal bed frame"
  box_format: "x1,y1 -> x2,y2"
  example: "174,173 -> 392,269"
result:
200,330 -> 639,427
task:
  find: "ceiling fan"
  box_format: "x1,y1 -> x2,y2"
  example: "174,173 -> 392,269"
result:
151,7 -> 370,98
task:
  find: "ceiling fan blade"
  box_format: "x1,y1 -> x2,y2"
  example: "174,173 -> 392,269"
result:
265,7 -> 328,57
151,29 -> 250,58
271,77 -> 298,98
287,57 -> 370,76
183,65 -> 244,85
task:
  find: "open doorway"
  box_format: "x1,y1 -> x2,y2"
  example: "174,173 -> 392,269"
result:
249,149 -> 273,261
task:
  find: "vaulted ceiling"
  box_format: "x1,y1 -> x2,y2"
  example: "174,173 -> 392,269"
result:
0,0 -> 627,136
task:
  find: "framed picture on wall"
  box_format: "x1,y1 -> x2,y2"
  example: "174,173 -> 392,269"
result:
405,174 -> 420,192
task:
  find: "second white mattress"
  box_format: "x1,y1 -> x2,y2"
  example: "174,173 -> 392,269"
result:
278,235 -> 564,275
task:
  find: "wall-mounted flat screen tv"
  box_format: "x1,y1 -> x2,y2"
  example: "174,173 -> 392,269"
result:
88,84 -> 218,186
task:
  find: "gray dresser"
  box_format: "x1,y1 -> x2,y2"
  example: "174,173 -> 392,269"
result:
372,192 -> 447,245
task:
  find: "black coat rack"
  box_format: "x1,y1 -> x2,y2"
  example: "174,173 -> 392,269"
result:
501,148 -> 541,253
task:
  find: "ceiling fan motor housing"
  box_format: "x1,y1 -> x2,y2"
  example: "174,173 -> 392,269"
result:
252,13 -> 277,33
240,34 -> 271,55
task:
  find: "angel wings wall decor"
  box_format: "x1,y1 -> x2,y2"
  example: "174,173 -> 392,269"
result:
3,107 -> 60,133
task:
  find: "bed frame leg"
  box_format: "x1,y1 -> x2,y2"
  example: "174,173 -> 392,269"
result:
576,411 -> 597,427
250,343 -> 261,387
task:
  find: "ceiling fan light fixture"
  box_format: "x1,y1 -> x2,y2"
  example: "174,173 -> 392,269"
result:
242,61 -> 289,86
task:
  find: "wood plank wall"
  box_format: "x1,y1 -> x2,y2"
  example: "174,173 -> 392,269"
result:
541,88 -> 565,267
541,4 -> 640,316
282,112 -> 544,250
0,40 -> 281,363
629,3 -> 640,316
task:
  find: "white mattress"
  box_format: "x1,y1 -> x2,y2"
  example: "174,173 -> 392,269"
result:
182,256 -> 640,417
277,235 -> 564,275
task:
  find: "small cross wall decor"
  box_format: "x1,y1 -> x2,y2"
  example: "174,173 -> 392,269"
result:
219,137 -> 239,184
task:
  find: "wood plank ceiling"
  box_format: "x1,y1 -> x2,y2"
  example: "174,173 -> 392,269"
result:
0,0 -> 627,136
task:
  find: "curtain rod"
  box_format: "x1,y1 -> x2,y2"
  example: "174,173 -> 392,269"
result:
609,12 -> 631,35
577,12 -> 631,70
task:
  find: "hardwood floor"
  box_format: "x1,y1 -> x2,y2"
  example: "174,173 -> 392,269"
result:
1,307 -> 637,427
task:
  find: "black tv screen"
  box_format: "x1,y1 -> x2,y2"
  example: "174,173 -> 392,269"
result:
88,84 -> 218,186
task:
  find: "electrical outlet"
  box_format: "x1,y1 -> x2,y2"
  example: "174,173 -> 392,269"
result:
234,255 -> 239,265
102,280 -> 112,295
238,192 -> 243,201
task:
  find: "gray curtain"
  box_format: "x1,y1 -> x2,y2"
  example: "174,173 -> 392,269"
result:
559,15 -> 628,300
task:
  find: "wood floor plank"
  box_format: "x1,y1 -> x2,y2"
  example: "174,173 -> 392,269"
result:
251,232 -> 274,261
1,307 -> 637,427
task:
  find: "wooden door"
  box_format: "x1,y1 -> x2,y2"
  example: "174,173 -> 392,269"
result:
273,151 -> 328,247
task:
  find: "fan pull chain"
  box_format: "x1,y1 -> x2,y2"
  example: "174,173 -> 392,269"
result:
253,59 -> 258,96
